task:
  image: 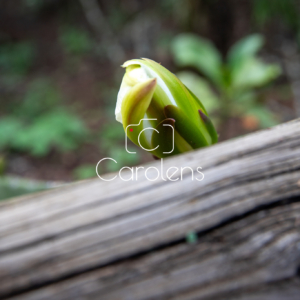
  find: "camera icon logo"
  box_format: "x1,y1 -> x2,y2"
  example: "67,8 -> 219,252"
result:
125,118 -> 174,154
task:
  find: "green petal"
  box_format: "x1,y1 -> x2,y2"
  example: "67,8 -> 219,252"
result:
198,110 -> 218,144
122,78 -> 157,148
164,105 -> 210,148
124,59 -> 205,126
151,118 -> 192,158
151,118 -> 177,157
184,85 -> 208,115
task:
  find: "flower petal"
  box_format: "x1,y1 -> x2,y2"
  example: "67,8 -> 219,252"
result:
121,78 -> 157,148
164,105 -> 210,148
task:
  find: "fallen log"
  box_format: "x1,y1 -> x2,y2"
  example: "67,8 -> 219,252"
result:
0,119 -> 300,300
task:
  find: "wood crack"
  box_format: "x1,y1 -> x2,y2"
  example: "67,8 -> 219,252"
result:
1,120 -> 300,299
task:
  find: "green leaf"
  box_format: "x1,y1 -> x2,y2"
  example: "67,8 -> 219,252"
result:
227,34 -> 264,69
231,57 -> 281,90
198,110 -> 218,144
176,71 -> 220,114
14,110 -> 88,156
0,118 -> 23,149
164,105 -> 210,147
171,34 -> 223,87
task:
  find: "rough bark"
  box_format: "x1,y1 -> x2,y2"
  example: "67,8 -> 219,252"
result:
0,119 -> 300,300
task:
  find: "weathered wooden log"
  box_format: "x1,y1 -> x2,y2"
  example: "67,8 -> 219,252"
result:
0,119 -> 300,300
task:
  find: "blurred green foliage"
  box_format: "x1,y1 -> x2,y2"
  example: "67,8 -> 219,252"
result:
0,79 -> 88,156
0,42 -> 35,75
172,33 -> 281,128
0,156 -> 5,175
73,164 -> 96,180
72,122 -> 141,180
15,79 -> 61,118
253,0 -> 300,33
0,176 -> 58,201
60,27 -> 93,55
99,123 -> 140,173
0,0 -> 298,200
23,0 -> 44,11
105,147 -> 139,172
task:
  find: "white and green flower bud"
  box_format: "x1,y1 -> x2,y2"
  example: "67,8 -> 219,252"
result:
116,58 -> 218,158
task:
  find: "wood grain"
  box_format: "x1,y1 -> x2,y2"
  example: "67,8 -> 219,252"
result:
0,119 -> 300,300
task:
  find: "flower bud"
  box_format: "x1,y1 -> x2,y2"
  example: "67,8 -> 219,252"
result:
116,58 -> 218,158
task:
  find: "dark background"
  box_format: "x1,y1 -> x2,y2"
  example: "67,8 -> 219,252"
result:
0,0 -> 299,199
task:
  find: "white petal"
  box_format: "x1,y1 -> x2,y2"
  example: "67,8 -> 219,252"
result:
115,59 -> 176,124
115,83 -> 131,123
115,64 -> 149,124
140,64 -> 176,106
123,59 -> 176,106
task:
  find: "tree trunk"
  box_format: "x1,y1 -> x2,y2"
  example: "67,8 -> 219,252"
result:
0,119 -> 300,300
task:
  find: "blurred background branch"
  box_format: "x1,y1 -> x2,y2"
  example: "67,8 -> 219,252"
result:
78,0 -> 125,63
